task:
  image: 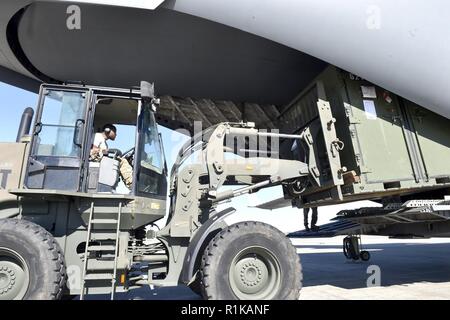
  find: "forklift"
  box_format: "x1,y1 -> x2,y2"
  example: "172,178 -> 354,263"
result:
0,81 -> 305,300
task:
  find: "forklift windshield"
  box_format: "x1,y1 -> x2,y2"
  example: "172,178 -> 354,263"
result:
140,109 -> 163,174
135,103 -> 166,196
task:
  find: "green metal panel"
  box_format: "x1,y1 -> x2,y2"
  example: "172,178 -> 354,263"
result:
407,101 -> 450,180
343,77 -> 414,183
282,65 -> 450,205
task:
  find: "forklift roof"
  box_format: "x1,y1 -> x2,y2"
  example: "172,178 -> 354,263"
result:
94,97 -> 138,127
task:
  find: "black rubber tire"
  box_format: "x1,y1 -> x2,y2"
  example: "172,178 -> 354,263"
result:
199,221 -> 302,300
188,276 -> 202,296
0,219 -> 66,300
343,237 -> 360,260
360,250 -> 371,262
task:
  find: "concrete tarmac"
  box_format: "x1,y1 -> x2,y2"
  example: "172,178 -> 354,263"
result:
87,236 -> 450,300
295,236 -> 450,300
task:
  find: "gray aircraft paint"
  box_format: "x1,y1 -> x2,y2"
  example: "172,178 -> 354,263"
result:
0,0 -> 449,118
163,0 -> 450,118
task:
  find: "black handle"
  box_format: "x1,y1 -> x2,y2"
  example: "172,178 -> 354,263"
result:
34,122 -> 42,135
73,119 -> 85,148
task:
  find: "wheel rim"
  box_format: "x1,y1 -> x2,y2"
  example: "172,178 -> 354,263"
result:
0,247 -> 30,300
229,246 -> 281,300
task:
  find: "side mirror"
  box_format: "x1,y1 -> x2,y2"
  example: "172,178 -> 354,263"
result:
16,107 -> 34,142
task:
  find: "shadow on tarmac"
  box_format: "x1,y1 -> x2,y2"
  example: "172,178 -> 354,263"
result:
296,242 -> 450,289
79,242 -> 450,299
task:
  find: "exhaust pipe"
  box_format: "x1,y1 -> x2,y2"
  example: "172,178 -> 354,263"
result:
16,107 -> 34,142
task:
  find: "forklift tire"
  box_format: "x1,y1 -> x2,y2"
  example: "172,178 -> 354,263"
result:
360,250 -> 371,261
0,219 -> 66,300
200,221 -> 302,300
188,276 -> 202,296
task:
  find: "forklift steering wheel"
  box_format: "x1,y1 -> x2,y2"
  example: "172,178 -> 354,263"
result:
122,147 -> 135,161
105,148 -> 122,160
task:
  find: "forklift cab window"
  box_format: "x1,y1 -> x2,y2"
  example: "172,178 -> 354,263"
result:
26,89 -> 87,191
136,106 -> 166,196
141,113 -> 163,173
35,90 -> 85,157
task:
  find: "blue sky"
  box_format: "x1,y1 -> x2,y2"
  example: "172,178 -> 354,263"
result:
0,83 -> 39,142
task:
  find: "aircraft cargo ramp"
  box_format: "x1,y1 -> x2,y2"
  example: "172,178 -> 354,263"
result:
289,198 -> 450,239
288,220 -> 361,238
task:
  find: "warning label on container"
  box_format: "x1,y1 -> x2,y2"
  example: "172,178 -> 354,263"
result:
361,86 -> 377,99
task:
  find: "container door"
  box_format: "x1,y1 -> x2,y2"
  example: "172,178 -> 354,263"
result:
343,73 -> 415,185
407,100 -> 450,182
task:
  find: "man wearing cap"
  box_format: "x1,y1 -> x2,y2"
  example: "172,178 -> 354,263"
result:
90,124 -> 133,189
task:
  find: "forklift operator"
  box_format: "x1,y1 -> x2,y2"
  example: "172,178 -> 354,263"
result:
90,124 -> 133,189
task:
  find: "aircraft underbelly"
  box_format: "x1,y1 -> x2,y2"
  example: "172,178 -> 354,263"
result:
166,0 -> 450,118
0,0 -> 449,119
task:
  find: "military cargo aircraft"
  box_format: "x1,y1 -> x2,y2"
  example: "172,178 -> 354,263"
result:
1,0 -> 450,266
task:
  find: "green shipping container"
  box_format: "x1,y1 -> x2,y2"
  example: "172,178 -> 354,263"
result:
279,66 -> 450,206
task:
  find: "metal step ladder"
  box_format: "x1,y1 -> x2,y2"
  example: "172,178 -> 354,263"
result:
80,201 -> 122,300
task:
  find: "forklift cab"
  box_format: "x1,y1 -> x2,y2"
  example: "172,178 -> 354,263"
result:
24,83 -> 167,198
